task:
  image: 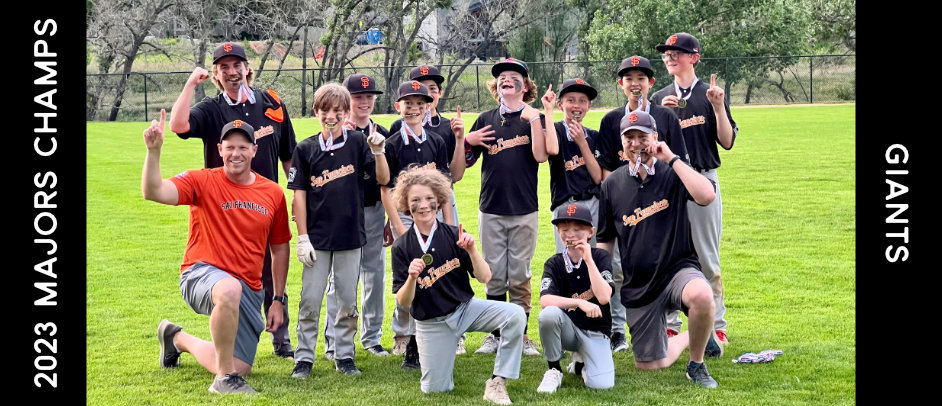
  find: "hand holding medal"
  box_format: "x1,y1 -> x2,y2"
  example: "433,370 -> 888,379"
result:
408,258 -> 425,279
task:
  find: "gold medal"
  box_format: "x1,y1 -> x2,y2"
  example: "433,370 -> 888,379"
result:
677,98 -> 687,108
422,253 -> 433,265
631,90 -> 641,97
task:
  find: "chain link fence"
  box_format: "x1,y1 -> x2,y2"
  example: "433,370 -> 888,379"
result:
87,55 -> 854,122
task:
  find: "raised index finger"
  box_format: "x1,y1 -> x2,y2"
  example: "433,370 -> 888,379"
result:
547,83 -> 553,92
456,105 -> 461,118
711,74 -> 716,88
159,108 -> 166,127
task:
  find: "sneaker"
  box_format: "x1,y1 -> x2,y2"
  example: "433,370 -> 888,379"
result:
291,361 -> 313,379
335,358 -> 361,375
686,361 -> 718,388
536,369 -> 563,393
392,336 -> 410,355
716,330 -> 729,345
566,352 -> 586,381
273,343 -> 294,359
522,336 -> 541,356
455,335 -> 467,355
208,374 -> 257,394
666,328 -> 679,338
475,334 -> 499,354
483,376 -> 512,405
610,332 -> 629,353
705,331 -> 724,358
324,350 -> 335,361
402,336 -> 421,370
366,345 -> 390,357
158,319 -> 183,368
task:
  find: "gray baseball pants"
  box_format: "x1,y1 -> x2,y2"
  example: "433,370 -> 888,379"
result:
295,248 -> 361,363
479,211 -> 539,313
538,306 -> 615,389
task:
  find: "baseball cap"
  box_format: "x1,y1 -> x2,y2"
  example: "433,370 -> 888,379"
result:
213,42 -> 248,64
655,33 -> 701,54
220,120 -> 256,144
343,73 -> 383,94
617,55 -> 655,78
396,80 -> 433,102
552,203 -> 593,227
409,65 -> 445,86
620,110 -> 657,135
491,58 -> 529,78
559,78 -> 597,100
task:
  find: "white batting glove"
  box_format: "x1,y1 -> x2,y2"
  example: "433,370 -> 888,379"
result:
297,234 -> 316,268
367,132 -> 386,155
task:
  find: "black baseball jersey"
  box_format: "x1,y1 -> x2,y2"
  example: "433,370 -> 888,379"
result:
355,122 -> 389,207
384,126 -> 451,188
468,109 -> 543,215
650,79 -> 738,170
287,130 -> 375,250
389,114 -> 458,164
391,221 -> 476,320
597,161 -> 713,307
597,103 -> 688,172
540,248 -> 616,336
547,121 -> 602,211
176,88 -> 297,182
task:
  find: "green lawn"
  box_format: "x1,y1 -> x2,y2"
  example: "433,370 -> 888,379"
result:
87,104 -> 855,405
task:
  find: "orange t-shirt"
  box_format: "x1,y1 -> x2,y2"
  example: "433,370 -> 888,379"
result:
170,168 -> 292,291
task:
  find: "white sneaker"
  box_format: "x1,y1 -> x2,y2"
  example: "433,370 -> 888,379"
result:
536,369 -> 563,393
475,334 -> 499,354
483,376 -> 512,405
566,352 -> 587,382
522,336 -> 541,356
456,335 -> 467,355
392,336 -> 410,356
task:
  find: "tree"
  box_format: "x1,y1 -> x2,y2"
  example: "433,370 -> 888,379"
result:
86,0 -> 175,121
586,0 -> 813,103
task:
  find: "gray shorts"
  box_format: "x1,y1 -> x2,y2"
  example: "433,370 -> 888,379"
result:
179,261 -> 265,365
626,267 -> 705,362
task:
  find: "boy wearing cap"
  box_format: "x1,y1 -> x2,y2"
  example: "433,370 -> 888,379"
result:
382,80 -> 455,369
598,55 -> 689,352
391,166 -> 525,405
536,203 -> 615,393
322,73 -> 392,362
287,83 -> 390,378
147,113 -> 292,394
389,64 -> 467,225
597,110 -> 722,388
650,33 -> 738,343
547,78 -> 603,253
169,42 -> 298,359
465,58 -> 557,357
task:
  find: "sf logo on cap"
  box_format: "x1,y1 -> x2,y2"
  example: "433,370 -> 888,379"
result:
224,42 -> 233,52
411,81 -> 421,90
361,77 -> 371,88
575,79 -> 585,85
567,204 -> 577,216
667,35 -> 678,46
631,56 -> 641,66
629,113 -> 638,124
233,120 -> 243,128
420,66 -> 430,75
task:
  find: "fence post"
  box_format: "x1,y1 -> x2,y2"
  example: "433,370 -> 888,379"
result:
476,64 -> 481,112
809,56 -> 814,104
142,73 -> 148,122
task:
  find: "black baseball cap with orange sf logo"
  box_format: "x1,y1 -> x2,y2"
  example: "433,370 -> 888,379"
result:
552,203 -> 593,227
655,32 -> 700,54
343,73 -> 383,95
396,81 -> 433,102
409,65 -> 445,86
213,42 -> 248,64
220,120 -> 257,144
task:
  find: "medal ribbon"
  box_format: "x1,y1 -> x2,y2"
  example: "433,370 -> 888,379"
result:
400,124 -> 427,145
498,87 -> 526,115
627,153 -> 656,177
414,221 -> 438,255
625,98 -> 651,115
673,77 -> 700,104
563,249 -> 583,274
223,82 -> 257,106
318,127 -> 348,152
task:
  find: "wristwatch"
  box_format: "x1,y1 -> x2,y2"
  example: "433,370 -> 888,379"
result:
668,155 -> 681,168
273,295 -> 287,305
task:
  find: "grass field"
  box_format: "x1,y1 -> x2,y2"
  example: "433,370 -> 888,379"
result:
86,104 -> 855,405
